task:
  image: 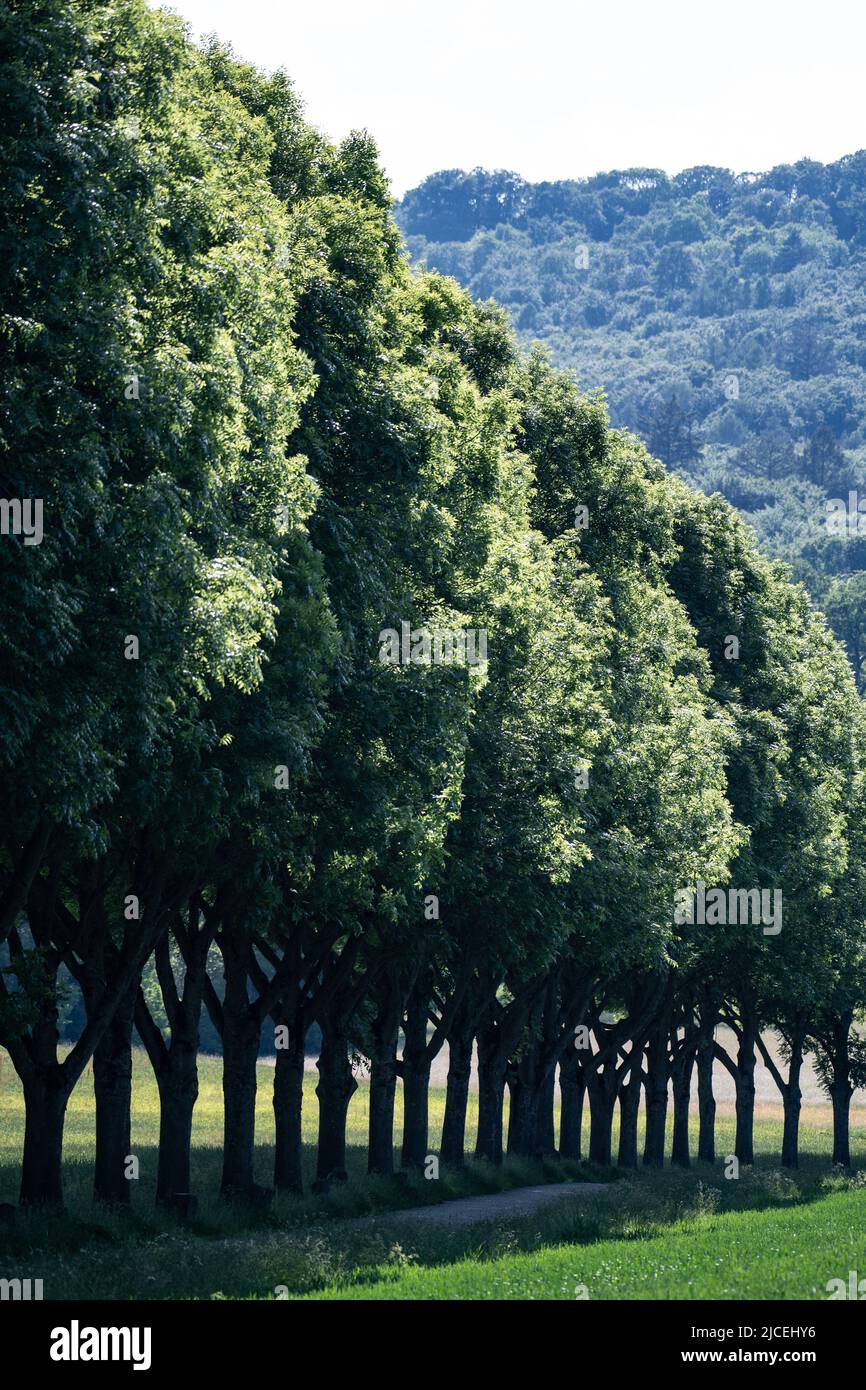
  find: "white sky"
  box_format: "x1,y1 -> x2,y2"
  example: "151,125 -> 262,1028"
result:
152,0 -> 866,198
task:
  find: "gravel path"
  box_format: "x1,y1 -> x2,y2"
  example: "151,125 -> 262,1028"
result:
355,1182 -> 610,1228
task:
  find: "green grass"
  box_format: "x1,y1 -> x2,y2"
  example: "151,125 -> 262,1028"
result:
307,1184 -> 866,1301
1,1047 -> 864,1300
0,1047 -> 600,1230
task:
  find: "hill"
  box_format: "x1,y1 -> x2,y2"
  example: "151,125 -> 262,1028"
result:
398,157 -> 866,687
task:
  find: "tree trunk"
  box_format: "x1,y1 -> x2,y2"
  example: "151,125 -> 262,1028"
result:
696,1022 -> 716,1164
315,1025 -> 356,1182
441,1028 -> 473,1166
137,960 -> 207,1207
535,1066 -> 557,1157
400,997 -> 431,1170
827,1017 -> 854,1168
831,1080 -> 852,1167
366,969 -> 406,1177
19,1072 -> 68,1209
220,1005 -> 261,1199
780,1038 -> 803,1170
671,1042 -> 694,1168
92,984 -> 136,1205
401,1055 -> 432,1170
734,1021 -> 757,1166
475,1036 -> 506,1165
506,1045 -> 547,1160
558,1049 -> 585,1160
156,1044 -> 199,1204
273,1031 -> 306,1194
587,1069 -> 617,1167
368,1040 -> 398,1176
617,1065 -> 641,1169
642,1019 -> 669,1168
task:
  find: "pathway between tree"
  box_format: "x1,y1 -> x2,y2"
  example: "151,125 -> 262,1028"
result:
355,1181 -> 611,1228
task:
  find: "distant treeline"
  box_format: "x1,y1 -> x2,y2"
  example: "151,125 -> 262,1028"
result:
399,158 -> 866,690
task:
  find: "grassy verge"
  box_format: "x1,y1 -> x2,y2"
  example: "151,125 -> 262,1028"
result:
0,1048 -> 864,1300
305,1183 -> 866,1301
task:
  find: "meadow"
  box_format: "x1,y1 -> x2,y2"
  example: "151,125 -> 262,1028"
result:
1,1048 -> 863,1301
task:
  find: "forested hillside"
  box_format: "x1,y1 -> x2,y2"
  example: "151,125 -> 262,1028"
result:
398,160 -> 866,688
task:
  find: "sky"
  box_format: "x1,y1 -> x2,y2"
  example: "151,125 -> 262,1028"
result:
152,0 -> 866,198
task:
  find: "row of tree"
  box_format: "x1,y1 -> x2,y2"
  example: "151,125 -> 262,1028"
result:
1,1 -> 865,1211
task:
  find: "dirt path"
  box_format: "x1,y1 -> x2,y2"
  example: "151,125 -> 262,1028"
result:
190,1182 -> 613,1265
354,1182 -> 610,1228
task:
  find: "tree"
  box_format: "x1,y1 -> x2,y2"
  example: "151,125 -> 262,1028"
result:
0,0 -> 322,1207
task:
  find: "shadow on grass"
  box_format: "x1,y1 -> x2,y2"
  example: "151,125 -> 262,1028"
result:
1,1139 -> 863,1299
0,1142 -> 613,1250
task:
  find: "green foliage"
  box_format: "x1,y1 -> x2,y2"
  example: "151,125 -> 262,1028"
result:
399,158 -> 866,684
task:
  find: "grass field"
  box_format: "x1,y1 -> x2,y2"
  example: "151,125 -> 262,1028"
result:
1,1048 -> 864,1300
308,1188 -> 866,1300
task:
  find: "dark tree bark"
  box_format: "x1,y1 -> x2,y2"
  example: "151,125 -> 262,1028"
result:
830,1077 -> 852,1168
220,1000 -> 261,1198
315,1018 -> 357,1182
257,929 -> 363,1189
267,916 -> 352,1195
208,901 -> 324,1201
506,971 -> 593,1161
472,982 -> 541,1166
642,1002 -> 672,1168
506,981 -> 563,1160
756,1023 -> 806,1170
7,857 -> 177,1210
368,1043 -> 398,1176
475,1026 -> 507,1165
506,1051 -> 543,1159
616,1052 -> 642,1169
400,986 -> 432,1170
368,968 -> 403,1176
135,900 -> 214,1206
696,1003 -> 717,1164
272,1012 -> 306,1195
670,1032 -> 696,1168
558,1047 -> 586,1160
155,1049 -> 198,1201
713,1007 -> 759,1167
733,1014 -> 758,1166
587,1063 -> 618,1167
824,1013 -> 855,1168
75,883 -> 138,1207
781,1083 -> 801,1168
440,1020 -> 474,1166
583,982 -> 666,1170
535,1065 -> 557,1157
91,984 -> 137,1204
213,922 -> 264,1200
19,1068 -> 69,1209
